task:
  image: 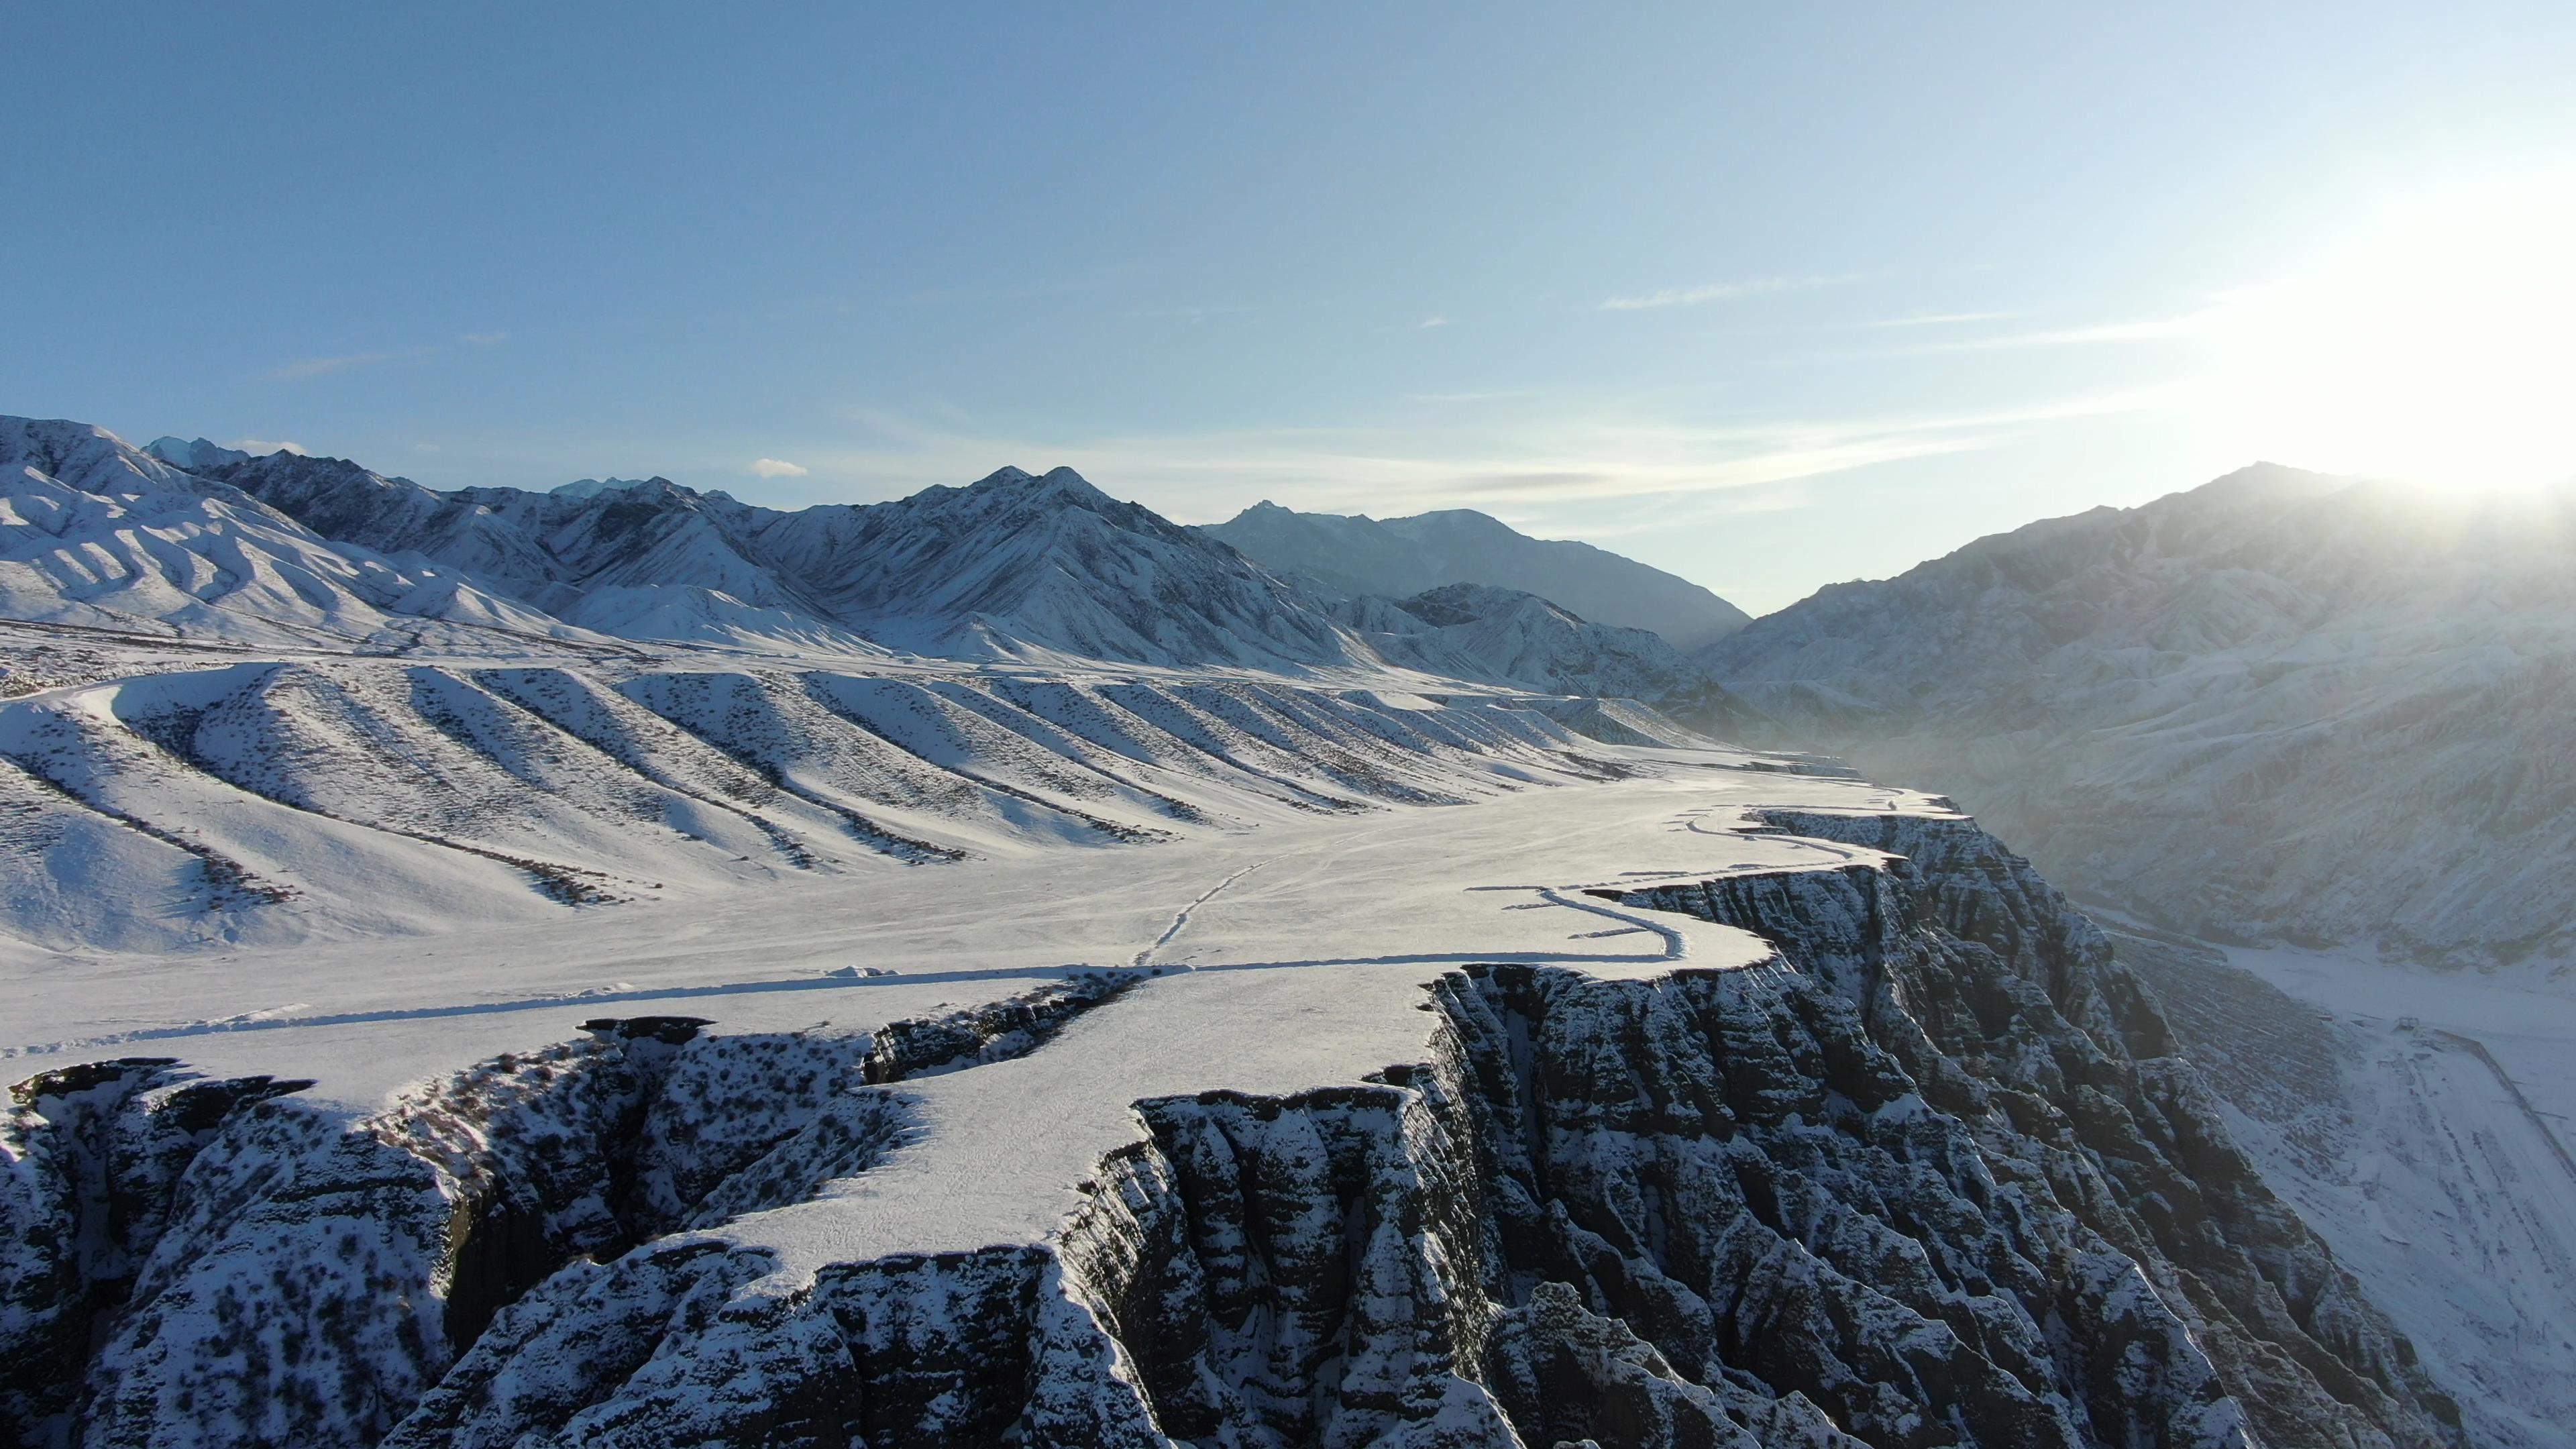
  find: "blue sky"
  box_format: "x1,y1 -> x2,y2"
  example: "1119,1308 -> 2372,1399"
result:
11,3 -> 2573,612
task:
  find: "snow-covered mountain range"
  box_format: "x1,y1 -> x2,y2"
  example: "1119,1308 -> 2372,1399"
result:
1,419 -> 602,653
14,420 -> 1778,731
213,451 -> 1354,666
1701,463 -> 2576,965
1203,500 -> 1752,650
0,416 -> 2538,1448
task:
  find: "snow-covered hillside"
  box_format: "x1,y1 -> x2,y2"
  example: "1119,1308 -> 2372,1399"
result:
1701,464 -> 2576,965
1204,500 -> 1752,650
1348,582 -> 1763,737
221,453 -> 1358,666
1,419 -> 600,653
2116,925 -> 2576,1449
0,646 -> 1727,956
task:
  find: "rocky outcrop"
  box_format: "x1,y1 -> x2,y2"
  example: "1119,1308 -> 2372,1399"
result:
2,981 -> 1121,1449
3,820 -> 2465,1448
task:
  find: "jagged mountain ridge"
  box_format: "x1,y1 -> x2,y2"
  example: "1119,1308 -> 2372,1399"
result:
1,419 -> 599,653
1699,463 -> 2576,964
0,417 -> 2491,1447
217,452 -> 1360,667
22,421 -> 1766,725
1203,499 -> 1753,651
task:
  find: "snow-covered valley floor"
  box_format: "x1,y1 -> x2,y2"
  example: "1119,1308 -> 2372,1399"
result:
5,765 -> 1925,1106
2116,928 -> 2576,1448
2229,947 -> 2576,1449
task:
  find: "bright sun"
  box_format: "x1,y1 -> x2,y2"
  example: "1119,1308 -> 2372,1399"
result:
2202,174 -> 2576,492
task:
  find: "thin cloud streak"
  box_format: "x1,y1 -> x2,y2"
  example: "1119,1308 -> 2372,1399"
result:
1904,311 -> 2214,352
1601,274 -> 1848,311
801,384 -> 2176,522
1866,311 -> 2015,328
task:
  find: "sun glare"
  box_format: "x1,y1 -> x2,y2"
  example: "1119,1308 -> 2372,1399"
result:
2202,175 -> 2576,492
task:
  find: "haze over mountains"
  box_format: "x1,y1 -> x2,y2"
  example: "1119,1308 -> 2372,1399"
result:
1204,500 -> 1753,650
19,417 -> 2573,972
1702,463 -> 2576,968
5,413 -> 2563,1448
14,419 -> 1772,732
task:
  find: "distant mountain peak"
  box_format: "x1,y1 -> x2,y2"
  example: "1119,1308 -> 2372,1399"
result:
552,476 -> 664,500
963,464 -> 1113,503
1203,500 -> 1750,651
144,436 -> 252,472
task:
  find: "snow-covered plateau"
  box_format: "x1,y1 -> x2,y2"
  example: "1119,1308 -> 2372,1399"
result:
1,767 -> 2467,1449
0,419 -> 2513,1448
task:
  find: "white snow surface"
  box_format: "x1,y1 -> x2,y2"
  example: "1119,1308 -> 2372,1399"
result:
1,419 -> 608,653
3,753 -> 1935,1271
2192,944 -> 2576,1449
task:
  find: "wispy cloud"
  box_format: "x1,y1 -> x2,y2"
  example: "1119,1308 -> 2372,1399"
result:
1600,274 -> 1847,311
1904,311 -> 2213,352
1419,315 -> 1450,329
459,331 -> 508,346
231,437 -> 307,455
748,458 -> 810,478
807,383 -> 2176,524
1866,311 -> 2014,328
267,347 -> 438,380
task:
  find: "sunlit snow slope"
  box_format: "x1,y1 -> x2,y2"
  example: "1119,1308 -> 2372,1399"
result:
1703,464 -> 2576,965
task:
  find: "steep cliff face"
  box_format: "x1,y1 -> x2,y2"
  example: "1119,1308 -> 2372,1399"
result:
3,818 -> 2462,1448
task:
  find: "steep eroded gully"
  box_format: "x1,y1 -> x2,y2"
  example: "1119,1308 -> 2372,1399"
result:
3,815 -> 2465,1448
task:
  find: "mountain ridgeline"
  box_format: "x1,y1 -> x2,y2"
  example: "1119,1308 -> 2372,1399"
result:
1699,464 -> 2576,965
0,417 -> 2523,1448
1203,499 -> 1752,651
7,419 -> 1762,734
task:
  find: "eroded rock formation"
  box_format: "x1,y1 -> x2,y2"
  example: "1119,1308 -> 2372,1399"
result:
3,821 -> 2463,1448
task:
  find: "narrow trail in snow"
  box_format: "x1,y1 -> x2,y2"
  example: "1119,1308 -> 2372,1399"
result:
1134,861 -> 1267,968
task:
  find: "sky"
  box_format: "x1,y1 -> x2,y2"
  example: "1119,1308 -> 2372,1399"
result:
9,3 -> 2574,614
